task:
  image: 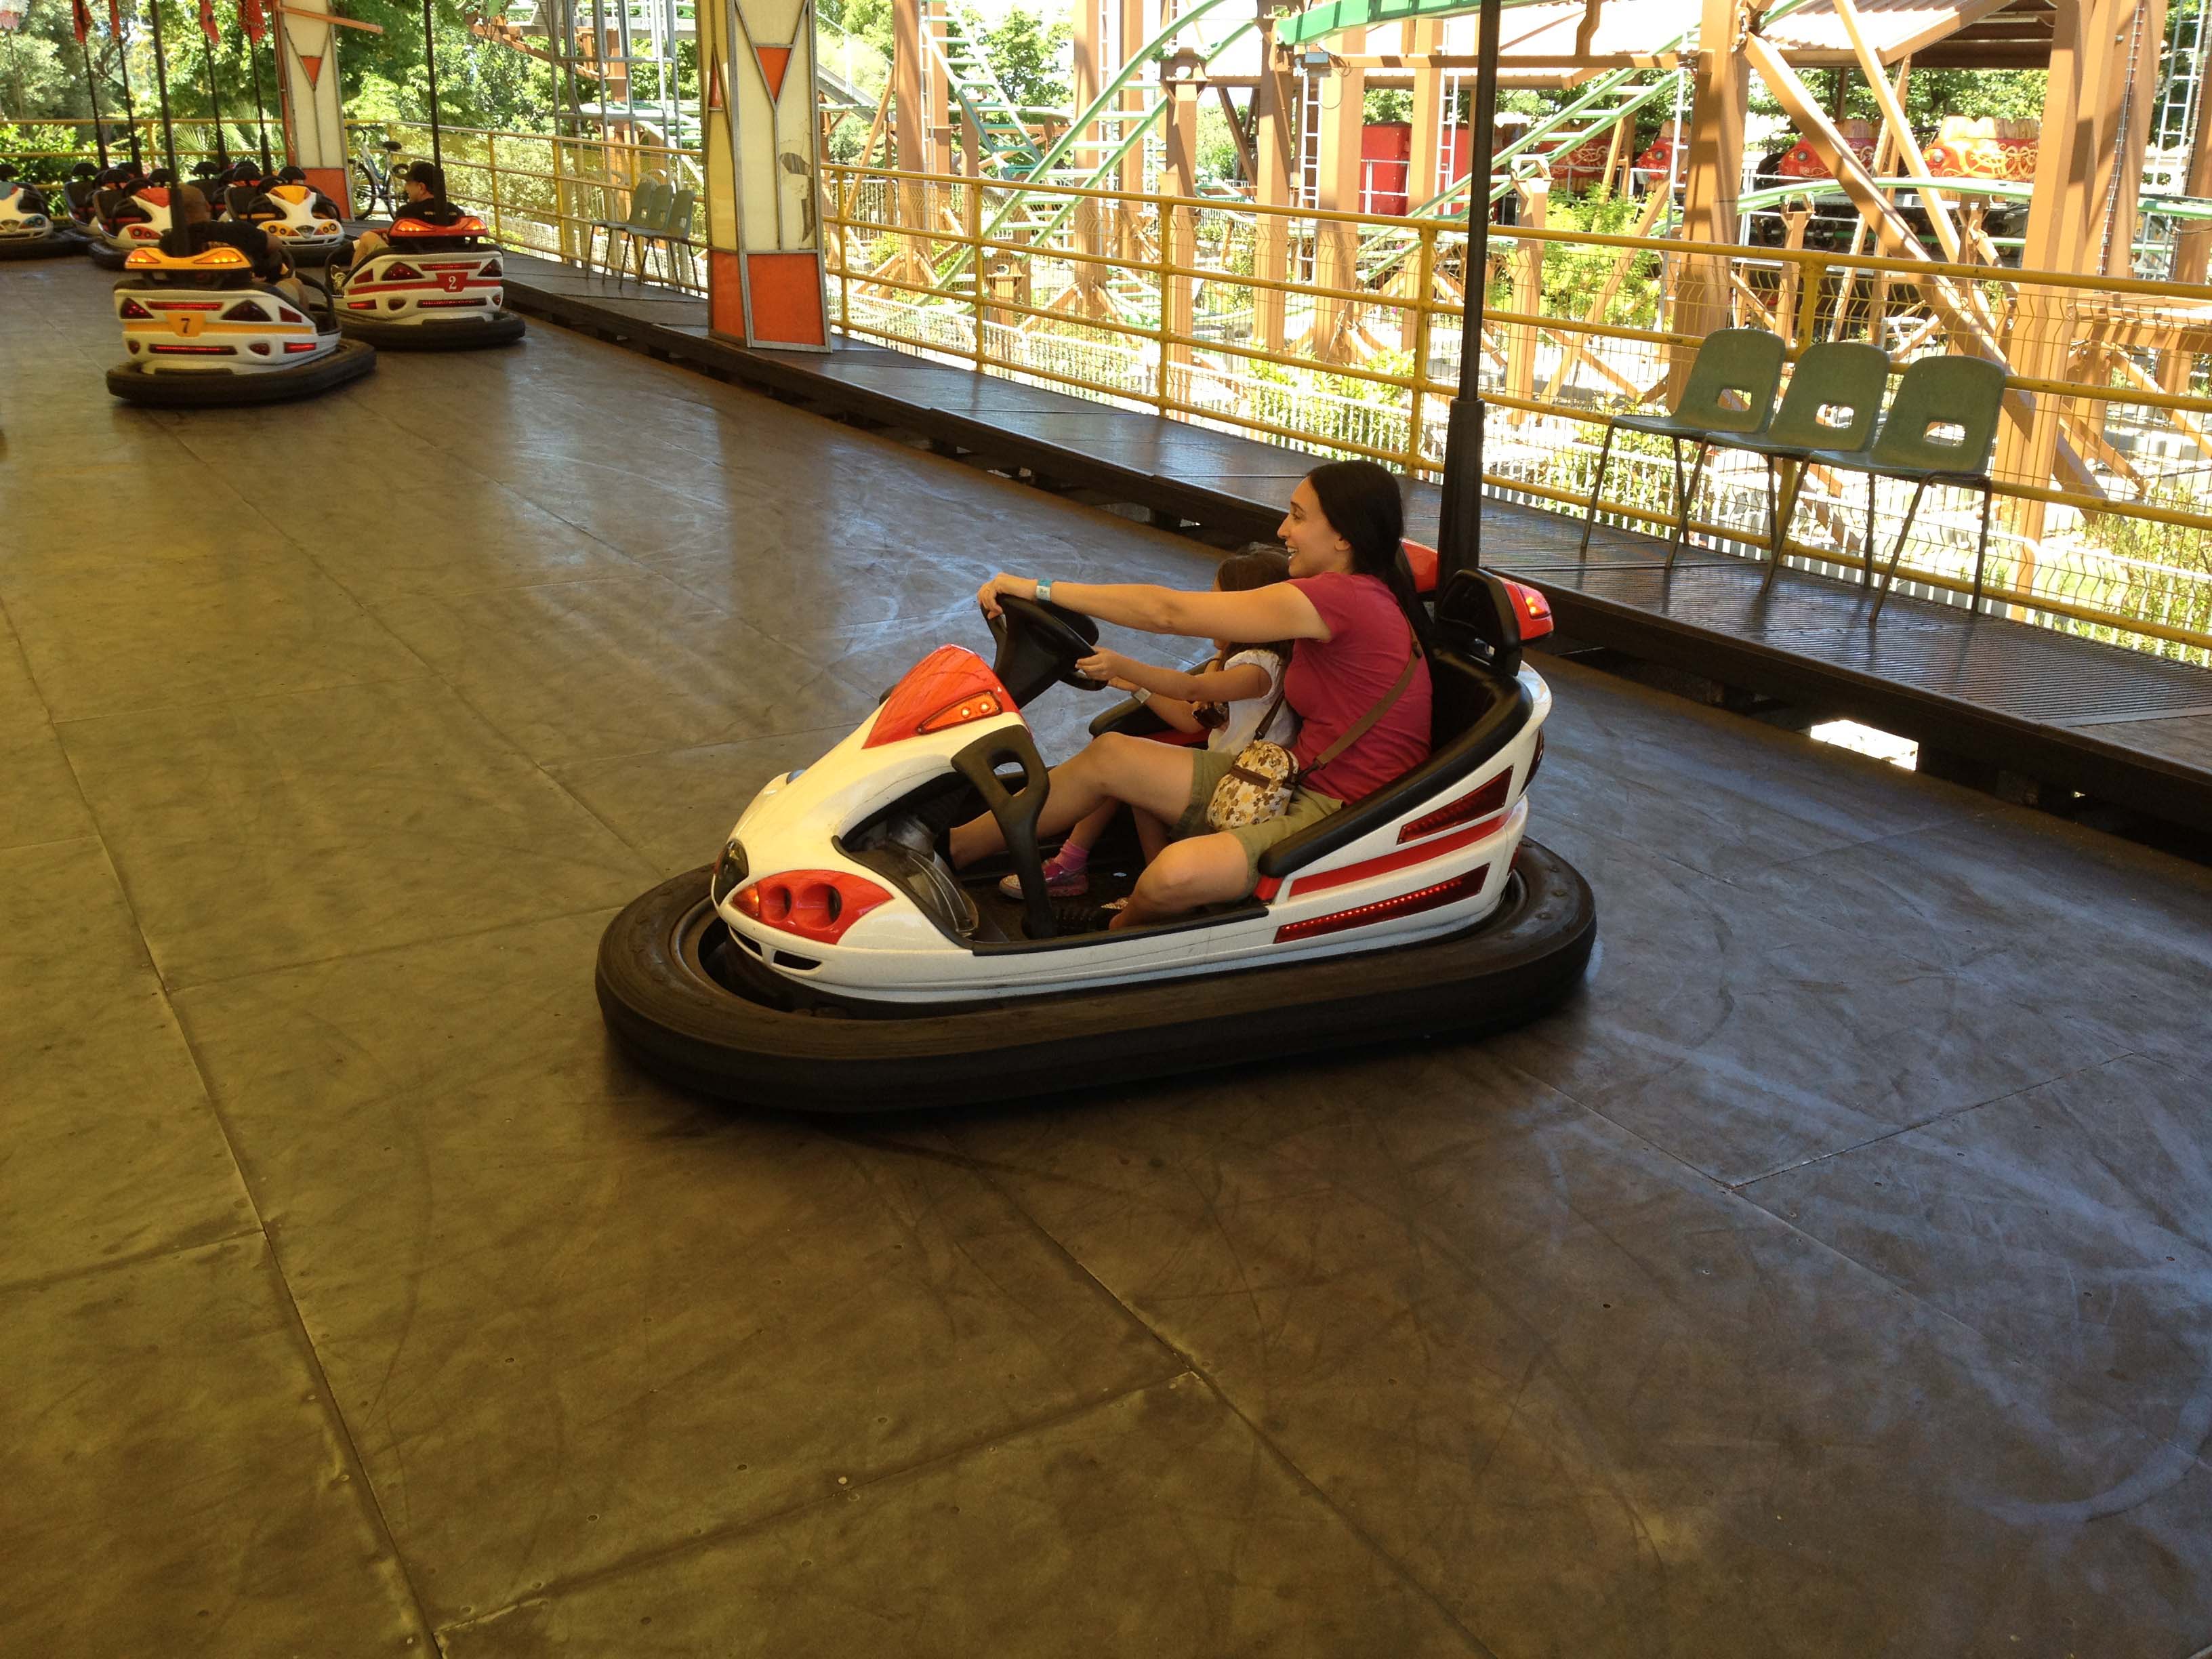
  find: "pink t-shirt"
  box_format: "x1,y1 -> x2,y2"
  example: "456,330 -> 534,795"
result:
1282,572 -> 1433,802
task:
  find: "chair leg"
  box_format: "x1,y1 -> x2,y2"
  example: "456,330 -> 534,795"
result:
1870,478 -> 1929,623
1576,421 -> 1616,560
1666,442 -> 1708,571
1761,459 -> 1807,596
1863,471 -> 1877,586
1970,483 -> 1994,613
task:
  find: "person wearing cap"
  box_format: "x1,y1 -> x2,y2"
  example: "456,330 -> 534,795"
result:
346,160 -> 451,271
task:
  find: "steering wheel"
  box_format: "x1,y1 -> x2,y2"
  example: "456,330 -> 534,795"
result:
987,594 -> 1107,693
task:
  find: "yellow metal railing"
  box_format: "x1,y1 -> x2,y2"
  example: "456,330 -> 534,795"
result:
12,116 -> 2208,660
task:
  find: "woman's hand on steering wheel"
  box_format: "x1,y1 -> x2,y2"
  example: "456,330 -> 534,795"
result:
976,573 -> 1038,619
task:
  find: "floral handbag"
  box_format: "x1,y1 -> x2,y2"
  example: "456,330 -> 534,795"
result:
1205,645 -> 1420,832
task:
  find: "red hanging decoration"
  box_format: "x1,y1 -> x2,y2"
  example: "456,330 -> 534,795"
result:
238,0 -> 263,43
108,0 -> 125,37
73,0 -> 96,43
199,0 -> 218,39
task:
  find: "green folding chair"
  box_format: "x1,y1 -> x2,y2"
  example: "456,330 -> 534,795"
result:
1723,340 -> 1894,593
611,178 -> 672,287
1791,355 -> 2007,621
1576,327 -> 1787,565
636,184 -> 695,287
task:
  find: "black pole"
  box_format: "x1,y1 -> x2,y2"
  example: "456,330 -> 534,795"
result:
245,24 -> 270,171
81,30 -> 112,166
145,0 -> 186,252
1434,0 -> 1502,588
197,26 -> 230,165
420,0 -> 442,167
115,5 -> 142,165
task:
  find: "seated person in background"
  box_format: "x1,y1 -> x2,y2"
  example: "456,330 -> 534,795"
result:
173,184 -> 308,306
348,161 -> 453,269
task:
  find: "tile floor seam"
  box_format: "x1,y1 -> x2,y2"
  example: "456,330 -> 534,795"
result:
0,1223 -> 266,1298
425,1367 -> 1194,1643
1724,1054 -> 2129,1192
949,1153 -> 1508,1659
152,930 -> 447,1652
1500,1058 -> 2212,1472
33,760 -> 446,1647
40,666 -> 443,731
163,899 -> 630,995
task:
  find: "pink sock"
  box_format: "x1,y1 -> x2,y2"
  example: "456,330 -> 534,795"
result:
1047,842 -> 1090,876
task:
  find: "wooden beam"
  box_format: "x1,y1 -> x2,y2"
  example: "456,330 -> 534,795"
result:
268,3 -> 383,33
1828,0 -> 1963,263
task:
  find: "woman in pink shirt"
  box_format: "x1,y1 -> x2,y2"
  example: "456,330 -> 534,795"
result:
954,460 -> 1434,928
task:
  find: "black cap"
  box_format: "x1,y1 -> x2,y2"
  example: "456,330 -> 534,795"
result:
405,160 -> 446,194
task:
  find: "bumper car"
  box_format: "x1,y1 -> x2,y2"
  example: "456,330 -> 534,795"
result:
596,568 -> 1596,1111
56,167 -> 103,245
335,213 -> 525,349
0,176 -> 75,260
242,178 -> 351,267
106,243 -> 376,407
87,184 -> 171,270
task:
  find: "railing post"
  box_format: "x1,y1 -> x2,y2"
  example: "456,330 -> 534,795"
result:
1154,187 -> 1175,414
1407,224 -> 1436,479
968,176 -> 987,370
487,131 -> 504,245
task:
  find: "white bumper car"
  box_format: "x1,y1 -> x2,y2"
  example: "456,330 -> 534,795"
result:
337,211 -> 525,349
241,178 -> 351,266
0,176 -> 73,260
597,569 -> 1596,1109
106,242 -> 376,407
87,184 -> 172,270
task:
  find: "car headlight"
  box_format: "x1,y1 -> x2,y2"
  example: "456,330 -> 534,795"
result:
709,837 -> 748,907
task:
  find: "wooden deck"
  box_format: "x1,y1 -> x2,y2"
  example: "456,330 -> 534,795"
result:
502,253 -> 2212,831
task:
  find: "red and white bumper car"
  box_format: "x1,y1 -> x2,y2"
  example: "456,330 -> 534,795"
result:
596,567 -> 1595,1109
336,213 -> 525,350
0,177 -> 71,260
241,180 -> 351,266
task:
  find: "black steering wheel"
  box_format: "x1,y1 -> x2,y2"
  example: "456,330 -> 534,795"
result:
987,594 -> 1107,693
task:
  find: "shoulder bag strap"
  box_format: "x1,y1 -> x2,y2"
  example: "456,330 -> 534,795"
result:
1306,640 -> 1421,775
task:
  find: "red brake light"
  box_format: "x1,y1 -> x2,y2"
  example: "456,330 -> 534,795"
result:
1396,770 -> 1511,843
731,871 -> 893,945
1502,579 -> 1554,640
383,261 -> 423,281
119,297 -> 152,319
1274,865 -> 1490,943
867,646 -> 1014,747
224,300 -> 272,323
282,341 -> 319,354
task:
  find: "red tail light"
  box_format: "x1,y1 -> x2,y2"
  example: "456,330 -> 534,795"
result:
1396,771 -> 1511,843
383,261 -> 423,281
867,646 -> 1014,747
118,297 -> 152,319
282,341 -> 319,354
1274,865 -> 1490,943
731,871 -> 893,945
224,300 -> 272,322
1502,579 -> 1554,640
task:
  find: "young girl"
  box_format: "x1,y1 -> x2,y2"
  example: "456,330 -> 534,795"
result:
1002,546 -> 1298,899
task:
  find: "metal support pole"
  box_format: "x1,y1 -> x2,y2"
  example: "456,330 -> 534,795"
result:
115,6 -> 142,166
420,0 -> 443,167
246,22 -> 271,171
198,30 -> 230,165
1434,0 -> 1501,588
145,0 -> 184,251
81,30 -> 111,166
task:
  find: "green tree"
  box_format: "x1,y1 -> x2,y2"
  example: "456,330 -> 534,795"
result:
971,7 -> 1067,112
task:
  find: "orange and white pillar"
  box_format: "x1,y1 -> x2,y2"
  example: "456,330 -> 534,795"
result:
275,0 -> 352,207
701,0 -> 832,349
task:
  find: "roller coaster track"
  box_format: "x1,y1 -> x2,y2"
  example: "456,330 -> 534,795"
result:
926,1 -> 1050,178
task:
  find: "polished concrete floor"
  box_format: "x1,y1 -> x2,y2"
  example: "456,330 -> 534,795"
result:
6,258 -> 2212,1658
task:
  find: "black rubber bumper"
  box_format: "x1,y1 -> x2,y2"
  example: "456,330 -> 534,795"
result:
0,234 -> 77,260
87,241 -> 132,269
595,841 -> 1597,1111
106,336 -> 377,406
337,309 -> 525,351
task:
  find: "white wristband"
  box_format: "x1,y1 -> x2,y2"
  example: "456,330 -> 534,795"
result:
1034,579 -> 1053,604
1132,686 -> 1151,704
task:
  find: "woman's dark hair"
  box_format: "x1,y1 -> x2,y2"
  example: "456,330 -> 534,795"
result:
1303,459 -> 1435,655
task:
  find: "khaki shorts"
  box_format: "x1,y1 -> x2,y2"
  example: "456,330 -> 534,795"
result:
1173,747 -> 1344,890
